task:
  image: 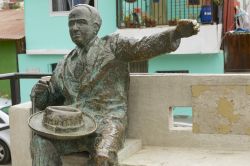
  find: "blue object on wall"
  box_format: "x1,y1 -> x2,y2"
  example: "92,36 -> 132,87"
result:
200,5 -> 212,24
73,0 -> 89,6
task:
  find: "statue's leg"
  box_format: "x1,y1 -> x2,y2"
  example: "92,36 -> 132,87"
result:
108,152 -> 118,166
87,148 -> 118,166
88,116 -> 126,166
31,135 -> 62,166
31,133 -> 99,165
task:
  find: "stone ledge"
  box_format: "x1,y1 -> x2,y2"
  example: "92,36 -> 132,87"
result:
120,146 -> 250,166
118,139 -> 142,162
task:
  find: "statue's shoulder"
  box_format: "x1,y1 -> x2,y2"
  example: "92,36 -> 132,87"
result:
100,33 -> 119,51
101,33 -> 119,43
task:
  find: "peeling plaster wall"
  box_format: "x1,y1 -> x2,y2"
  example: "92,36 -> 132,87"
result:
192,85 -> 250,135
128,74 -> 250,147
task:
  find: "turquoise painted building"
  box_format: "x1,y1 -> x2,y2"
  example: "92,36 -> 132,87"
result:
149,52 -> 224,74
19,0 -> 223,103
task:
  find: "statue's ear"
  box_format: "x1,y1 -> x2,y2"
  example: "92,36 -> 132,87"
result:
93,23 -> 100,34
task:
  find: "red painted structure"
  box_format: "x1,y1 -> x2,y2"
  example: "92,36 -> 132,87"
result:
223,0 -> 240,33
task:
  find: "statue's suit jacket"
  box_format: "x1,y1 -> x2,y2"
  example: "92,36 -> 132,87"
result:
35,28 -> 180,155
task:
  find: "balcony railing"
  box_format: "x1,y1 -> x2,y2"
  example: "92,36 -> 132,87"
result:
117,0 -> 214,28
0,73 -> 51,105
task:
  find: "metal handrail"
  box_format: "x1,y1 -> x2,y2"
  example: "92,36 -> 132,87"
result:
116,0 -> 215,28
0,73 -> 52,105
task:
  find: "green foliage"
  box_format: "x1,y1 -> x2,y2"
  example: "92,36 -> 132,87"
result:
2,2 -> 21,9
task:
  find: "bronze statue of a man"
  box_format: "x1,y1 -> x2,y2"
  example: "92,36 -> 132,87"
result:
30,4 -> 199,166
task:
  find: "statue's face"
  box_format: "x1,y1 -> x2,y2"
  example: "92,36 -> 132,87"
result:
68,8 -> 96,48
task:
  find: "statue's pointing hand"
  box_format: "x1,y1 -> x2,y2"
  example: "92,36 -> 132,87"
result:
175,19 -> 200,38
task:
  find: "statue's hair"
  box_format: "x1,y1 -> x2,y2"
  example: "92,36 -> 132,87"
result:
70,4 -> 102,29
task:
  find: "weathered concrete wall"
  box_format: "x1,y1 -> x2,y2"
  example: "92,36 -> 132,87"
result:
10,102 -> 32,166
192,85 -> 250,135
127,74 -> 250,147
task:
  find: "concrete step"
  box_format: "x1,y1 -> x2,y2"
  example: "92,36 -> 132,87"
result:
120,146 -> 250,166
62,138 -> 142,166
118,139 -> 142,162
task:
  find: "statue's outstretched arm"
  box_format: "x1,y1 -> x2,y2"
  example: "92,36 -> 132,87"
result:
115,19 -> 199,62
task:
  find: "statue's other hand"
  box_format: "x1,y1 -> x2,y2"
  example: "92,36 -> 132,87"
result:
31,79 -> 49,98
175,19 -> 200,38
94,155 -> 109,166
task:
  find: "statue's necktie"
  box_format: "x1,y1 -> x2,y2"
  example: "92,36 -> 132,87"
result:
72,48 -> 86,79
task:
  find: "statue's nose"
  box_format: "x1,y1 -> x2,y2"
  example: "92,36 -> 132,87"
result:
71,22 -> 79,30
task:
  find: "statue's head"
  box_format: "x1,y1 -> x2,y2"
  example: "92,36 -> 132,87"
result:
68,4 -> 102,48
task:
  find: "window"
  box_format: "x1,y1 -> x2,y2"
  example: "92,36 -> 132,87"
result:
52,0 -> 95,12
187,0 -> 200,6
169,106 -> 192,131
156,70 -> 189,73
51,63 -> 58,72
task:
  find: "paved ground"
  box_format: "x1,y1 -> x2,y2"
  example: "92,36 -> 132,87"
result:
120,146 -> 250,166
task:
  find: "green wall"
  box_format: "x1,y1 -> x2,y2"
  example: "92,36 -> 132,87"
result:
18,54 -> 63,102
0,41 -> 17,98
98,0 -> 117,36
149,52 -> 224,74
24,0 -> 74,50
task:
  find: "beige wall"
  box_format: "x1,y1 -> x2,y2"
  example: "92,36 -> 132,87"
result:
10,102 -> 32,166
127,74 -> 250,148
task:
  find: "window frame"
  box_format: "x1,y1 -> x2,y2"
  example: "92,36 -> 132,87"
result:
49,0 -> 97,16
187,0 -> 201,6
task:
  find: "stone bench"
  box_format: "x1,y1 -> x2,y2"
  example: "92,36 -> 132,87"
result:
9,102 -> 142,166
10,74 -> 250,165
